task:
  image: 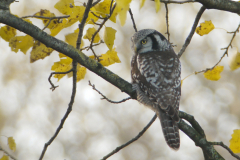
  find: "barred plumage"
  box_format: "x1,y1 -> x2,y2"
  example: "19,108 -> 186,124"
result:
131,29 -> 181,150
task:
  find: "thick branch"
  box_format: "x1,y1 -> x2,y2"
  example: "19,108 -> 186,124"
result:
195,0 -> 240,14
160,0 -> 240,14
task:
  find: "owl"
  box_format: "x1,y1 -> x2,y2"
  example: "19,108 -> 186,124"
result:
131,29 -> 181,150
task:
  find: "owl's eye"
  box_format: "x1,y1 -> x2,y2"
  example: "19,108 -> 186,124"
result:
141,39 -> 147,45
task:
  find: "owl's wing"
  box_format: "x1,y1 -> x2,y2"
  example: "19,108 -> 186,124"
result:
136,51 -> 181,122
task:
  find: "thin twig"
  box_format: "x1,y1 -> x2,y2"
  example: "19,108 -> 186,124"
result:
178,6 -> 206,58
39,61 -> 78,160
77,0 -> 94,49
21,15 -> 70,19
41,1 -> 94,159
89,81 -> 131,103
164,3 -> 170,41
22,15 -> 69,31
48,69 -> 73,91
80,40 -> 104,51
90,47 -> 101,61
0,145 -> 17,160
101,114 -> 157,160
195,23 -> 240,74
89,3 -> 116,60
91,11 -> 106,19
209,141 -> 240,160
92,0 -> 101,7
129,8 -> 137,32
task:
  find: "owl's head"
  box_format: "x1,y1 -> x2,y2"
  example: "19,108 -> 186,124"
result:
131,29 -> 171,54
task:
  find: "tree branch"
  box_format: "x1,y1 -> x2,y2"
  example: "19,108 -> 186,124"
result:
178,6 -> 206,58
89,81 -> 131,104
195,23 -> 240,74
39,60 -> 78,160
101,114 -> 157,160
209,142 -> 240,160
160,0 -> 240,14
194,0 -> 240,14
0,145 -> 17,160
129,8 -> 137,32
40,0 -> 93,159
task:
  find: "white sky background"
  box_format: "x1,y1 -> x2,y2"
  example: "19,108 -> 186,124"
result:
0,0 -> 240,160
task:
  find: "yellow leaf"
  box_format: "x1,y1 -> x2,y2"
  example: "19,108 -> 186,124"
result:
229,50 -> 240,71
87,7 -> 100,24
230,129 -> 240,153
76,65 -> 87,82
0,155 -> 9,160
51,57 -> 72,81
65,28 -> 84,48
98,48 -> 121,66
95,0 -> 118,22
140,0 -> 146,9
203,65 -> 224,81
50,19 -> 67,36
109,6 -> 119,23
0,25 -> 16,42
116,0 -> 132,26
155,0 -> 160,13
34,9 -> 58,29
104,27 -> 116,51
30,41 -> 54,63
83,27 -> 100,43
196,20 -> 215,36
59,52 -> 68,58
52,56 -> 87,81
65,6 -> 84,27
8,137 -> 16,152
54,0 -> 75,15
9,35 -> 34,54
118,7 -> 129,26
24,19 -> 32,24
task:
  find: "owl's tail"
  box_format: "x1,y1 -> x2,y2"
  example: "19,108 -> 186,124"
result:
158,109 -> 180,150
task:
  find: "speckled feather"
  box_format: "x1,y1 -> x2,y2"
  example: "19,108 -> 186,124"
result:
131,29 -> 181,150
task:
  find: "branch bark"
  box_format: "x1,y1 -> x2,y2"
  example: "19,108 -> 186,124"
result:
194,0 -> 240,14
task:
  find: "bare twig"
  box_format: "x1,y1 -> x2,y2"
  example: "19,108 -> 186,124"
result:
195,23 -> 240,74
101,114 -> 157,160
92,0 -> 101,7
48,69 -> 73,91
209,141 -> 240,160
178,6 -> 206,58
22,15 -> 70,31
164,3 -> 170,41
21,15 -> 70,19
77,0 -> 94,49
88,2 -> 116,60
129,8 -> 137,32
39,61 -> 78,160
41,1 -> 94,159
0,145 -> 17,160
89,81 -> 131,103
80,40 -> 104,51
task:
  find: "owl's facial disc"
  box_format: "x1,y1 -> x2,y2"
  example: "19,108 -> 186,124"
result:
136,36 -> 152,54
